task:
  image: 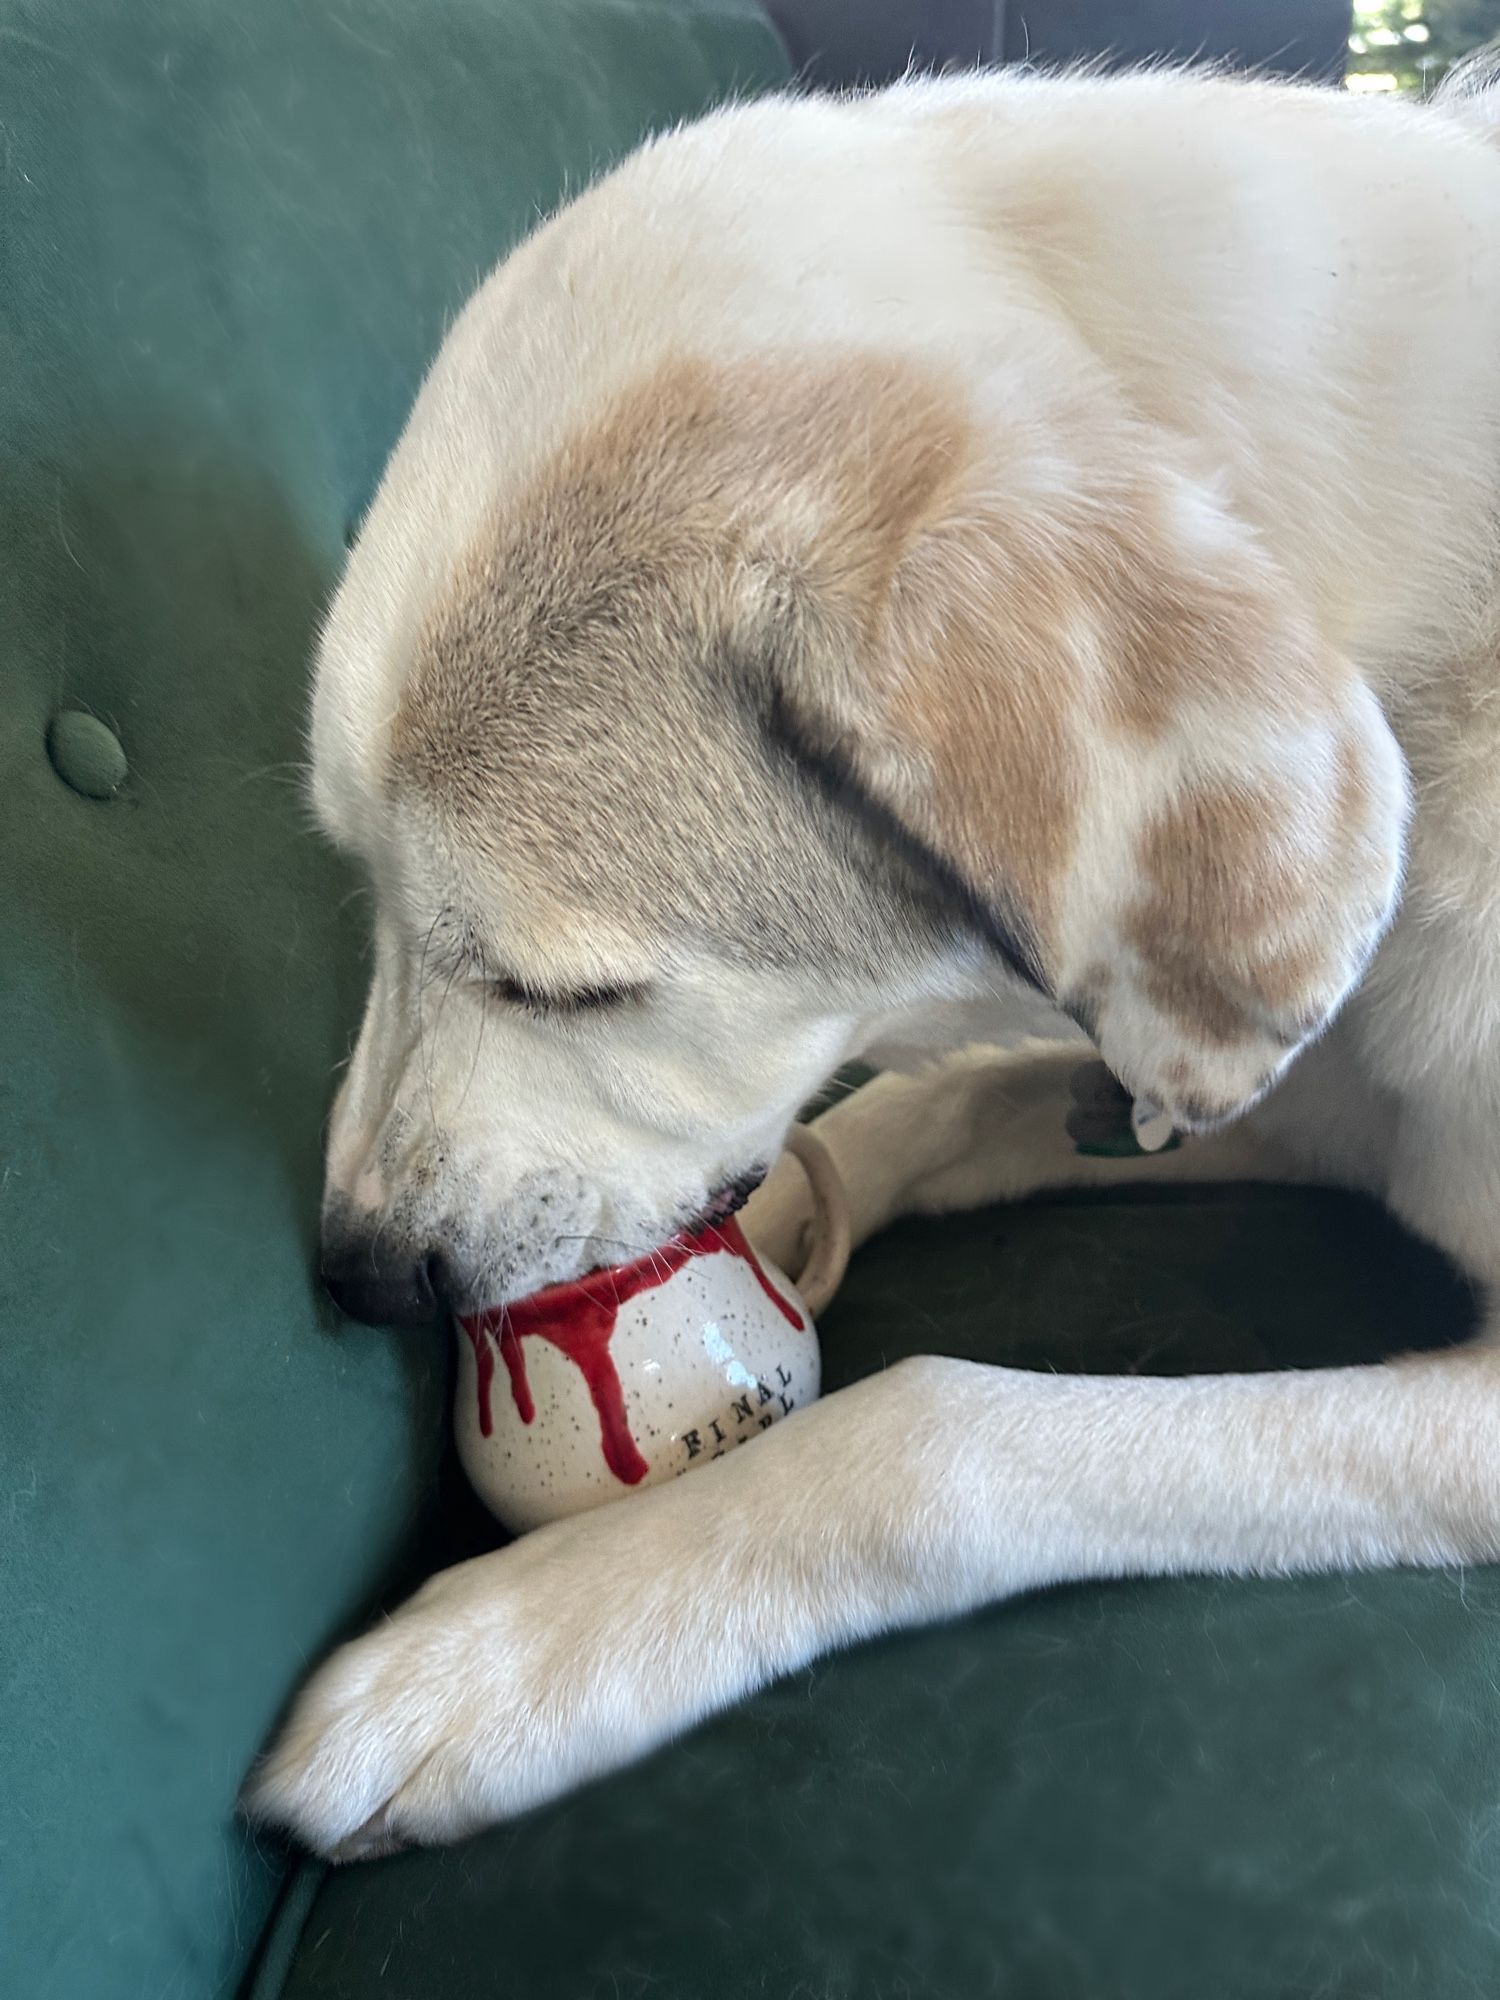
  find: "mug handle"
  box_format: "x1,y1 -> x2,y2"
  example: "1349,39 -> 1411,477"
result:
777,1123 -> 852,1318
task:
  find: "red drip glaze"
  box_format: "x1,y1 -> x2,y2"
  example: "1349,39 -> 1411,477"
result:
459,1214 -> 804,1486
720,1215 -> 803,1333
496,1319 -> 534,1425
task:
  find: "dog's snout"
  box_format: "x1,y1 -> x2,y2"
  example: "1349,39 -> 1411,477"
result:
319,1229 -> 443,1328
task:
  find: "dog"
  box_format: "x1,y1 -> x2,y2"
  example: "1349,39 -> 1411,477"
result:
246,59 -> 1500,1859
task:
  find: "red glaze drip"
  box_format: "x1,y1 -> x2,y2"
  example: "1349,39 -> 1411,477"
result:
720,1215 -> 803,1332
496,1319 -> 534,1425
460,1215 -> 803,1486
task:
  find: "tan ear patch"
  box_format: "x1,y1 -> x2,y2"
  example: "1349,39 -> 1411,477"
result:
1121,693 -> 1403,1084
1097,541 -> 1302,741
1129,780 -> 1307,1030
879,526 -> 1086,965
848,467 -> 1349,978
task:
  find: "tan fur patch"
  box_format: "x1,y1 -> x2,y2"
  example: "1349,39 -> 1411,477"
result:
1129,778 -> 1339,1046
392,351 -> 1090,971
1132,781 -> 1281,1038
880,522 -> 1083,959
1096,534 -> 1298,740
392,353 -> 968,797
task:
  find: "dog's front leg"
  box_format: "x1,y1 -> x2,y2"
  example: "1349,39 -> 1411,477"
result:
248,1308 -> 1500,1858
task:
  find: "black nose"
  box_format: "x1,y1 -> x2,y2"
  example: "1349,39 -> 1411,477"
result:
319,1234 -> 440,1328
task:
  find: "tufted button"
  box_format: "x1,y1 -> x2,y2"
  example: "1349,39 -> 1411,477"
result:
47,710 -> 128,799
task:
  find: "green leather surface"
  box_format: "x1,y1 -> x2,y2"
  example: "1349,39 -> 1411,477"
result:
282,1186 -> 1499,2000
0,5 -> 788,1998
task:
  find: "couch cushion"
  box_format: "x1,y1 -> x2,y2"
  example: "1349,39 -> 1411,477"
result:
278,1183 -> 1497,2000
0,5 -> 788,1998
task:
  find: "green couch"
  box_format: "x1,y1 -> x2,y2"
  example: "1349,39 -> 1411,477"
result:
2,4 -> 1495,1996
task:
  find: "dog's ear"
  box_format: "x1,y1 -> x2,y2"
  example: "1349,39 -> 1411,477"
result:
763,455 -> 1409,1129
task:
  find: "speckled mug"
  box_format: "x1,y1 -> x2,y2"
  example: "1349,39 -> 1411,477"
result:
454,1126 -> 850,1535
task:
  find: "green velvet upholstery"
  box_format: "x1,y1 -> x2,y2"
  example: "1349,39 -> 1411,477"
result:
0,5 -> 788,1998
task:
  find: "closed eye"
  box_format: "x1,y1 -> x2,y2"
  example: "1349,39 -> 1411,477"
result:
484,972 -> 644,1018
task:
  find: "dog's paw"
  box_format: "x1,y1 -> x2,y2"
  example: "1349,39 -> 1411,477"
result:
242,1464 -> 793,1857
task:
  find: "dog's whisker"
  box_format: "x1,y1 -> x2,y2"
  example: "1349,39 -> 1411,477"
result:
456,952 -> 489,1116
415,908 -> 449,1136
550,1231 -> 665,1259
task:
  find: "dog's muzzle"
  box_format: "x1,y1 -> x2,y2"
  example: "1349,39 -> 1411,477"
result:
319,1227 -> 453,1328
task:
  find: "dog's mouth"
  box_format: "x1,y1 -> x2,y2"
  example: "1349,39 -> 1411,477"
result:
457,1169 -> 771,1325
547,1168 -> 770,1289
458,1168 -> 776,1320
681,1168 -> 767,1243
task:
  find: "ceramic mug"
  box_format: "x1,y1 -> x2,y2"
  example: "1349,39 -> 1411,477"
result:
454,1126 -> 851,1535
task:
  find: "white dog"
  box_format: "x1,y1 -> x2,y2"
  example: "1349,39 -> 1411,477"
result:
248,60 -> 1500,1859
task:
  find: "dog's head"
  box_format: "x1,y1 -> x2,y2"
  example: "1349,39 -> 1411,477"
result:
310,232 -> 1407,1322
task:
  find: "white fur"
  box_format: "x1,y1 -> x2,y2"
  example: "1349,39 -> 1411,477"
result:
251,68 -> 1500,1857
